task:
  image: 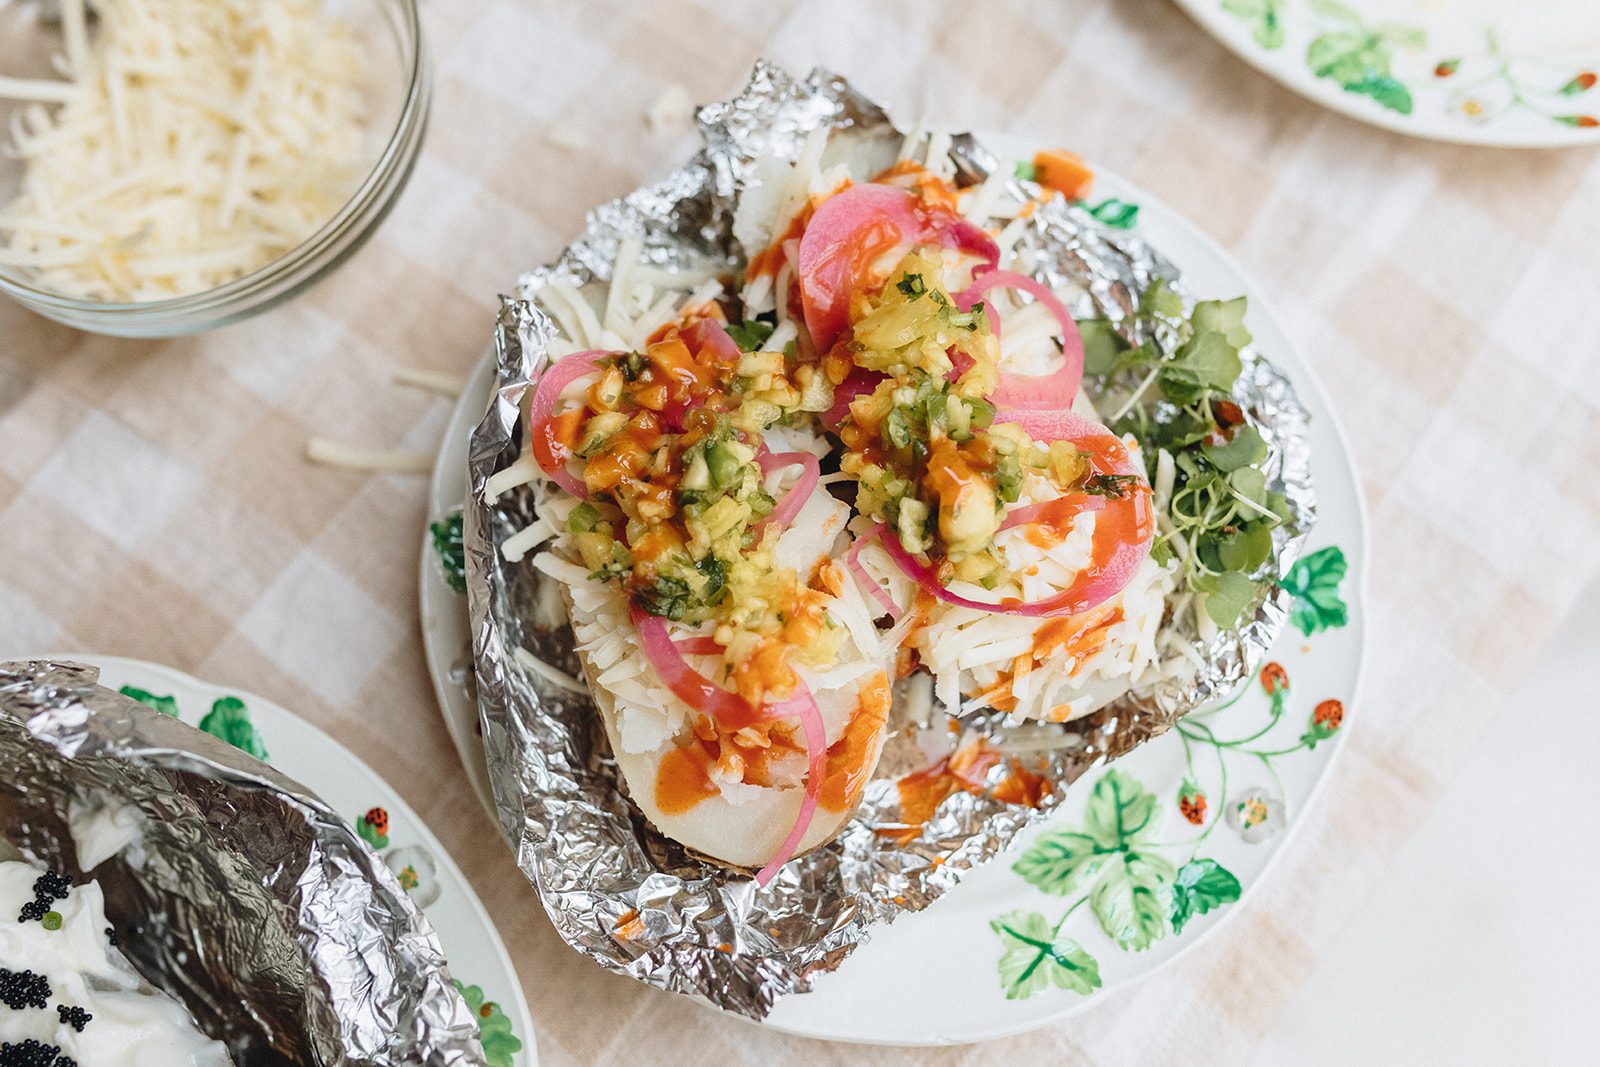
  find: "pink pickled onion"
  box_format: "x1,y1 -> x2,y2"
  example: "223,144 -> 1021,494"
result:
527,349 -> 612,498
753,676 -> 825,886
823,369 -> 885,426
681,317 -> 743,365
798,184 -> 999,353
631,606 -> 827,883
754,450 -> 821,533
673,635 -> 723,655
876,409 -> 1152,617
634,606 -> 759,726
847,526 -> 902,619
997,492 -> 1106,533
954,269 -> 1084,411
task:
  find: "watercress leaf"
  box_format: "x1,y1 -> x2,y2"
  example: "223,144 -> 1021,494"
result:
1014,831 -> 1112,896
1079,318 -> 1128,377
1083,769 -> 1161,850
1228,465 -> 1269,504
1191,295 -> 1253,348
1114,338 -> 1163,376
1218,523 -> 1274,573
1169,859 -> 1243,934
1202,424 -> 1268,472
990,910 -> 1102,1000
1201,569 -> 1256,628
1160,332 -> 1242,404
1140,279 -> 1185,319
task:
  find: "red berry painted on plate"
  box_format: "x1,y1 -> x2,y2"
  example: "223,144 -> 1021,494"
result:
364,807 -> 389,836
1313,699 -> 1344,732
1435,59 -> 1460,78
1259,661 -> 1289,695
1178,780 -> 1207,825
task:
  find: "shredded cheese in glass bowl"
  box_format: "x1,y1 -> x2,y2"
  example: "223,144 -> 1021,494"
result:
0,0 -> 429,336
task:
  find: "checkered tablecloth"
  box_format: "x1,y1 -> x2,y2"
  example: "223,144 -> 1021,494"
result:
3,1 -> 1598,1063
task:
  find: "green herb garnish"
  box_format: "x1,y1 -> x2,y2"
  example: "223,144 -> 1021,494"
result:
1084,290 -> 1283,627
726,319 -> 775,352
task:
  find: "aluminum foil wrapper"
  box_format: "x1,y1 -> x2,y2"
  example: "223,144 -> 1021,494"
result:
466,62 -> 1315,1018
0,660 -> 487,1066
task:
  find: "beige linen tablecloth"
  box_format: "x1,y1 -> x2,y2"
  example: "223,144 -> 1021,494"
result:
3,1 -> 1598,1062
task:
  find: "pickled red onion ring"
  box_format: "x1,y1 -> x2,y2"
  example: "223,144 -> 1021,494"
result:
527,349 -> 611,498
847,526 -> 902,619
798,183 -> 999,353
673,635 -> 723,655
875,409 -> 1152,617
997,493 -> 1106,533
682,317 -> 743,365
755,450 -> 821,532
632,606 -> 827,883
823,369 -> 884,426
955,270 -> 1084,411
754,676 -> 825,887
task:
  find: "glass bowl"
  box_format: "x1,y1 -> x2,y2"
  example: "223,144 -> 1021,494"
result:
0,0 -> 429,337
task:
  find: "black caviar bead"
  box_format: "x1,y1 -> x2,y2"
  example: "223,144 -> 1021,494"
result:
29,873 -> 70,905
0,1038 -> 63,1066
55,1005 -> 90,1033
0,968 -> 52,1010
103,926 -> 117,947
16,899 -> 47,923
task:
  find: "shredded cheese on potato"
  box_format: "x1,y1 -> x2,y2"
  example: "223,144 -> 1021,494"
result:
0,0 -> 368,301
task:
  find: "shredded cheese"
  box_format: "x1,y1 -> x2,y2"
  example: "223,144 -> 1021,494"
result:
304,438 -> 432,474
392,367 -> 467,397
0,0 -> 369,301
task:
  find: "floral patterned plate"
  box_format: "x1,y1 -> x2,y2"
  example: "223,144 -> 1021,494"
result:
419,147 -> 1369,1043
12,654 -> 538,1067
1173,0 -> 1600,147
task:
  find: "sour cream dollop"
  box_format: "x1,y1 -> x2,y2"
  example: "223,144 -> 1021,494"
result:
0,860 -> 233,1066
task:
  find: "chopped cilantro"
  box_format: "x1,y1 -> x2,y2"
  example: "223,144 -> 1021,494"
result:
726,319 -> 775,352
896,273 -> 928,298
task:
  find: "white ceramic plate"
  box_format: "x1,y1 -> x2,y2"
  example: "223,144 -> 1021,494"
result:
11,654 -> 539,1067
1173,0 -> 1600,147
419,154 -> 1369,1044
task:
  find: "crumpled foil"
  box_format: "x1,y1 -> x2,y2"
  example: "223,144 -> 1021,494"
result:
0,660 -> 487,1066
465,62 -> 1315,1018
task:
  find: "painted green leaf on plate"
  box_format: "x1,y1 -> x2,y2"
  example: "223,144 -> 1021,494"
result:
119,686 -> 178,717
1014,831 -> 1114,897
199,696 -> 269,761
1281,545 -> 1349,635
991,910 -> 1102,1000
1169,858 -> 1243,934
1221,0 -> 1286,50
1082,769 -> 1161,851
453,981 -> 523,1067
431,511 -> 467,596
1345,75 -> 1414,115
1089,848 -> 1174,951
